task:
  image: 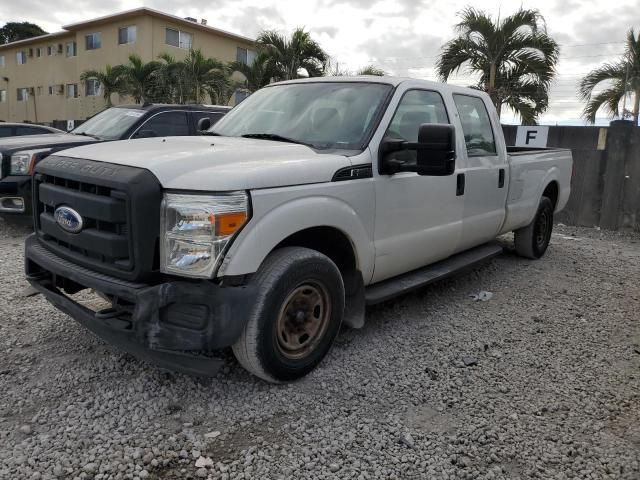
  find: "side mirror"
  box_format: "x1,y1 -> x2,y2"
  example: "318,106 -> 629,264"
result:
134,129 -> 157,139
197,117 -> 211,131
415,123 -> 456,176
380,123 -> 456,176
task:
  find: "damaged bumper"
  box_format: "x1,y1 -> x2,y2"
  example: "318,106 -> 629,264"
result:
24,235 -> 256,376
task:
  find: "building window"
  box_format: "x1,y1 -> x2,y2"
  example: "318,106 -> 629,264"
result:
66,83 -> 79,98
165,28 -> 193,49
17,88 -> 29,101
236,47 -> 257,65
36,86 -> 43,96
0,90 -> 6,102
85,32 -> 102,50
36,47 -> 44,57
48,85 -> 54,95
85,78 -> 100,96
118,25 -> 137,44
16,51 -> 27,65
66,41 -> 77,57
0,55 -> 4,67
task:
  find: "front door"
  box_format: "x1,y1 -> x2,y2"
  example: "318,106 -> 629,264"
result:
372,88 -> 464,283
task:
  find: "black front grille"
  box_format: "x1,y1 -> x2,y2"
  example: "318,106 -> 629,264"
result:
36,173 -> 132,269
33,155 -> 162,282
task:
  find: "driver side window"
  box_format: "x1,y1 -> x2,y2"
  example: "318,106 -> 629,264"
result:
386,90 -> 449,142
384,89 -> 449,163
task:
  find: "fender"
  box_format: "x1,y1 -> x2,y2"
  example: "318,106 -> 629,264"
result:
218,192 -> 375,281
501,163 -> 562,234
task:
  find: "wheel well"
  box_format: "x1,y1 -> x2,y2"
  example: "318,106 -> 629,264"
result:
274,226 -> 357,277
542,181 -> 559,210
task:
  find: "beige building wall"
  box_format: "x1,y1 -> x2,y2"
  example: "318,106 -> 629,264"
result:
0,8 -> 254,125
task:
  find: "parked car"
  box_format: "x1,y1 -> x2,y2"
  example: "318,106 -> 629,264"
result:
24,77 -> 572,382
0,122 -> 64,138
0,104 -> 230,215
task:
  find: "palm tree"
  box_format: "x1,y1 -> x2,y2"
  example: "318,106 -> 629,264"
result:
356,65 -> 385,76
231,51 -> 273,92
119,54 -> 161,103
436,7 -> 559,124
579,29 -> 640,125
80,65 -> 126,106
154,53 -> 185,103
257,28 -> 328,81
181,49 -> 227,103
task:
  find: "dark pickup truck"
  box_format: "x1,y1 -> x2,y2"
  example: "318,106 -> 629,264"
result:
0,104 -> 230,216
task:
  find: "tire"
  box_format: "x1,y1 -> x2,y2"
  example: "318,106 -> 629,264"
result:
232,247 -> 345,383
514,196 -> 554,259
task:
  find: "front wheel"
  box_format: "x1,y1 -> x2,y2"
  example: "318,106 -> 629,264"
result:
514,196 -> 554,259
232,247 -> 345,382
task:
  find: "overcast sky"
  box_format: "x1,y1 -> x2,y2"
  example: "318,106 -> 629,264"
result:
2,0 -> 639,124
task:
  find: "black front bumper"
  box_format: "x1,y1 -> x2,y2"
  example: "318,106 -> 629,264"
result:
0,175 -> 31,215
25,235 -> 257,376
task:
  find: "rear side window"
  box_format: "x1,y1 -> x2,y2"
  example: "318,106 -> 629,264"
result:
16,126 -> 45,135
137,111 -> 190,137
0,126 -> 13,137
192,111 -> 226,129
452,94 -> 496,156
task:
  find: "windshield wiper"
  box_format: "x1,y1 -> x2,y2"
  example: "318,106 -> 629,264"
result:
241,133 -> 314,148
73,132 -> 102,140
200,131 -> 221,136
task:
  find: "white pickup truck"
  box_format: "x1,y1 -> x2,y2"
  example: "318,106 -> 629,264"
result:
25,77 -> 572,382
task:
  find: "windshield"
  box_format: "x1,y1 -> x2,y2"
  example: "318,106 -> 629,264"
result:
72,107 -> 146,140
211,82 -> 393,150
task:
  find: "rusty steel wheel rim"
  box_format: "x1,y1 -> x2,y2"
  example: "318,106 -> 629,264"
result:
275,282 -> 331,360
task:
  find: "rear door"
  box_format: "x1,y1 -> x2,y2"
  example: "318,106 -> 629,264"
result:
451,94 -> 508,251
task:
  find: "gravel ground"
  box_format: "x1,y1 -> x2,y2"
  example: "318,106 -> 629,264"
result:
0,218 -> 639,480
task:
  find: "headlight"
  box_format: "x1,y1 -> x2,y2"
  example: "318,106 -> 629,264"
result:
160,192 -> 249,278
10,149 -> 51,175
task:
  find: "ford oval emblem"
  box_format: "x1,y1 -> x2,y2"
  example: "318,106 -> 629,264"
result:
54,206 -> 83,233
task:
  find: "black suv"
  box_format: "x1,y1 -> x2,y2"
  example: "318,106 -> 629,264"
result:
0,104 -> 230,217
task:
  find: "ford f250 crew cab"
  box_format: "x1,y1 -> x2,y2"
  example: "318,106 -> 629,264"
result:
25,77 -> 572,382
0,104 -> 230,216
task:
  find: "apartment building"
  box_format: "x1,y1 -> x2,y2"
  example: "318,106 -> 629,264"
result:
0,7 -> 255,126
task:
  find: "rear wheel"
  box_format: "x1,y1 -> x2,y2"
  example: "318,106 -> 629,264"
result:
232,247 -> 344,382
514,196 -> 554,259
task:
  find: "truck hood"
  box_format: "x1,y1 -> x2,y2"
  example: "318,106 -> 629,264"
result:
0,133 -> 95,151
59,136 -> 353,190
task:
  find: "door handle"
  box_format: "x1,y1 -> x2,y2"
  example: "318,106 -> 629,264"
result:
456,173 -> 465,196
498,168 -> 505,188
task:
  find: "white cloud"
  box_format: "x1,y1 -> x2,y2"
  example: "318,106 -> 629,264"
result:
1,0 -> 638,122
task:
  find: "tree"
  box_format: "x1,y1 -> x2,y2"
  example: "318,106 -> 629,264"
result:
119,54 -> 161,103
0,22 -> 47,43
231,51 -> 274,92
80,65 -> 127,106
181,49 -> 226,103
153,53 -> 184,103
356,65 -> 385,76
257,28 -> 328,81
436,7 -> 559,124
579,29 -> 640,125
